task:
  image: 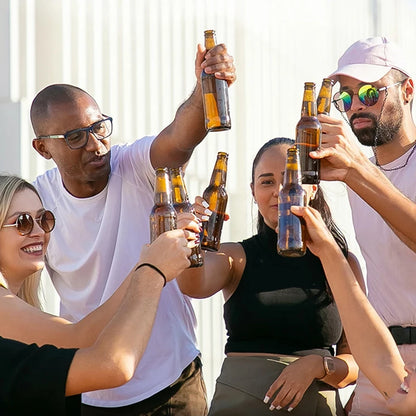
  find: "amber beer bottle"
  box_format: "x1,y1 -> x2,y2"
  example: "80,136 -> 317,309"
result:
201,30 -> 231,132
277,146 -> 307,257
295,82 -> 322,184
317,78 -> 334,115
201,152 -> 228,251
169,167 -> 204,267
149,168 -> 177,242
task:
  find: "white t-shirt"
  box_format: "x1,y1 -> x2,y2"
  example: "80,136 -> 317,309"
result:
34,136 -> 199,407
348,145 -> 416,327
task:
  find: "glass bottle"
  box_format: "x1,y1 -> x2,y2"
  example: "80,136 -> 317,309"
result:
295,82 -> 322,184
277,146 -> 307,257
149,168 -> 177,242
317,78 -> 334,115
169,167 -> 204,268
201,29 -> 231,132
201,152 -> 228,251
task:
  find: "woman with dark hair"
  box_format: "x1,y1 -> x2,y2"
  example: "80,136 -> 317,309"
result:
178,138 -> 365,415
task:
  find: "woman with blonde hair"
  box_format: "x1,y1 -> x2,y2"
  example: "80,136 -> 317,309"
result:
0,175 -> 194,414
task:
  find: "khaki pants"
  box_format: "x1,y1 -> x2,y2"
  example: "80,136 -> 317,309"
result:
208,355 -> 344,416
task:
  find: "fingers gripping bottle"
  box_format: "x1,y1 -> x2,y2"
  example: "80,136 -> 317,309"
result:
277,146 -> 307,257
169,167 -> 204,267
149,168 -> 177,242
201,29 -> 231,132
201,152 -> 228,251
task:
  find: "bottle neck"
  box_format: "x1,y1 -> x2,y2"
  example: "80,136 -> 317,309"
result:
171,177 -> 189,204
204,31 -> 216,50
154,172 -> 172,205
209,157 -> 228,186
283,152 -> 302,186
301,87 -> 317,117
317,81 -> 333,115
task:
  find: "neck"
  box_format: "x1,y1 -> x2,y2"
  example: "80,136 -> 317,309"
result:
373,133 -> 416,165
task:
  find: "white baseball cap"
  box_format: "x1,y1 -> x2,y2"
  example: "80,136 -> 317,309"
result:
329,36 -> 411,83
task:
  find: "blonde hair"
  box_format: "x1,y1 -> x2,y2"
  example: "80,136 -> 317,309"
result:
0,176 -> 43,308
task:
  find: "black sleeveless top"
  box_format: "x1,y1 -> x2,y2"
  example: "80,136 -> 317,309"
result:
223,225 -> 343,355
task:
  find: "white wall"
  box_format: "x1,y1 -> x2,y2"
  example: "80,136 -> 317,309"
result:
2,0 -> 416,402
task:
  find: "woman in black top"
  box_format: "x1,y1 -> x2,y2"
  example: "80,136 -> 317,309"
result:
178,138 -> 365,415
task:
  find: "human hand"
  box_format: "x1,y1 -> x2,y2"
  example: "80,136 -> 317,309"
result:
192,196 -> 230,222
289,205 -> 339,258
312,114 -> 369,183
264,355 -> 324,411
138,229 -> 192,282
195,43 -> 236,86
386,365 -> 416,416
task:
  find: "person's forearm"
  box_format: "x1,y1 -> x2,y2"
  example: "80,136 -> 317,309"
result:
319,244 -> 405,398
66,268 -> 165,395
345,159 -> 416,251
151,84 -> 207,168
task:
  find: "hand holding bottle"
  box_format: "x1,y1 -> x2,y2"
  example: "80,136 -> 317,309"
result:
138,230 -> 193,283
288,205 -> 339,258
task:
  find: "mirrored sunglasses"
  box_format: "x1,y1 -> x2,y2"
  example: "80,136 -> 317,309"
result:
332,82 -> 402,112
2,210 -> 55,236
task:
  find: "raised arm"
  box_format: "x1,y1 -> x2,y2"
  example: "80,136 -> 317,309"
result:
291,205 -> 406,399
150,43 -> 236,168
0,230 -> 192,349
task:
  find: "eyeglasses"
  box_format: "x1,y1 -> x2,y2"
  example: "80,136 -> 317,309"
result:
35,116 -> 113,150
2,210 -> 55,236
332,82 -> 402,112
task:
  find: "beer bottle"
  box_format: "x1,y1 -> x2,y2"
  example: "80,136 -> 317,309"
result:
149,167 -> 177,242
317,78 -> 334,115
201,30 -> 231,132
201,152 -> 228,251
169,167 -> 204,268
277,146 -> 307,257
295,82 -> 322,184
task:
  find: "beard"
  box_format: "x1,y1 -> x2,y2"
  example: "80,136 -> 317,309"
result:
349,101 -> 403,147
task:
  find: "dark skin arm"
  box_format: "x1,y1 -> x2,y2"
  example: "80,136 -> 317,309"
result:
150,43 -> 236,168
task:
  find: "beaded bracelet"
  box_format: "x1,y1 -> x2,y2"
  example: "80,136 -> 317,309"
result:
135,263 -> 167,287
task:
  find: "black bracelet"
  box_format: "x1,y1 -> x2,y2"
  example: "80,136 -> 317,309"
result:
134,263 -> 167,287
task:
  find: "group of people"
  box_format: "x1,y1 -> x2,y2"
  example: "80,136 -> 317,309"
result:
0,35 -> 415,416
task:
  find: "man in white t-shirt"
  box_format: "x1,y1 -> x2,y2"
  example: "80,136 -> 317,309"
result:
30,42 -> 236,415
313,37 -> 416,415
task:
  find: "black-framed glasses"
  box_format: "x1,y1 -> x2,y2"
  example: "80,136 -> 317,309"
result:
2,210 -> 55,236
35,116 -> 113,149
332,82 -> 402,112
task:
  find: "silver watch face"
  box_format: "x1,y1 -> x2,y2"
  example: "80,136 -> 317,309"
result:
324,357 -> 336,375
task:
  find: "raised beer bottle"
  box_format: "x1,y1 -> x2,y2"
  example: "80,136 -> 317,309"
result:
277,146 -> 307,257
169,167 -> 204,268
295,82 -> 322,184
149,167 -> 177,242
201,152 -> 228,251
317,78 -> 334,115
201,29 -> 231,132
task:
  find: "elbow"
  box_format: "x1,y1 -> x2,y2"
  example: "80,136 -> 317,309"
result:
102,355 -> 137,388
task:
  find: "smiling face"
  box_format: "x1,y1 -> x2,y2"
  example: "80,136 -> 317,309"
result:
251,143 -> 314,230
338,74 -> 404,147
0,188 -> 50,291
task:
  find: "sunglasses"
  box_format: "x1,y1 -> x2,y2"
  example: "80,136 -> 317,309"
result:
2,210 -> 55,236
332,82 -> 402,112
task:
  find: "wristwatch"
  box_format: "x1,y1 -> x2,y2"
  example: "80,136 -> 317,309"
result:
322,356 -> 336,377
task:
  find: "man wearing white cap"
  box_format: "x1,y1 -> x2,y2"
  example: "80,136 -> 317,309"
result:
312,37 -> 416,415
